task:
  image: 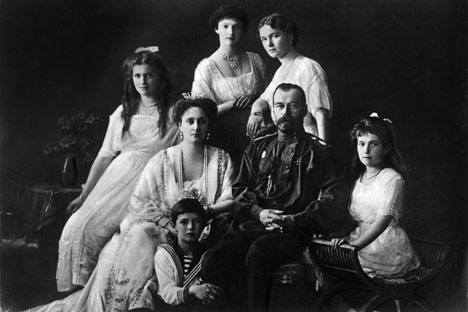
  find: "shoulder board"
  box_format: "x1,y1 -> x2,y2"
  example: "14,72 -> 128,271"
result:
253,132 -> 277,142
304,133 -> 328,146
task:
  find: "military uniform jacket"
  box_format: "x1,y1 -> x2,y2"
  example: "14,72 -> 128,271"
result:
232,131 -> 353,236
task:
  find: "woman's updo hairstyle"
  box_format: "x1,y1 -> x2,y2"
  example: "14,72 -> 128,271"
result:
349,114 -> 406,179
258,13 -> 299,46
172,97 -> 218,129
209,4 -> 249,31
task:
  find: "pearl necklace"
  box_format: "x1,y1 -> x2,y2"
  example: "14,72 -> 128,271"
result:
178,146 -> 208,208
363,169 -> 382,181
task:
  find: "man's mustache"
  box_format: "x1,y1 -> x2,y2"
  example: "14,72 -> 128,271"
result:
277,116 -> 292,124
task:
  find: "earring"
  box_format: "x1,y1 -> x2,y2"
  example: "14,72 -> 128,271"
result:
206,132 -> 210,141
179,131 -> 184,140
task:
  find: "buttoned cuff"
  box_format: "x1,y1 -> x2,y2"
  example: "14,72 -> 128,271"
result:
251,204 -> 263,220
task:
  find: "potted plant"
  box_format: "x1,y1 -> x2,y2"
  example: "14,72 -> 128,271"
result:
44,113 -> 102,187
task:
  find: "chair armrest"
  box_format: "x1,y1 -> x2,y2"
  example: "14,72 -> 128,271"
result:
309,238 -> 377,289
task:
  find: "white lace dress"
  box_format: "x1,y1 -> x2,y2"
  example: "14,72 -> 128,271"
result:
191,51 -> 267,104
30,145 -> 233,312
56,105 -> 178,291
347,168 -> 420,278
191,52 -> 267,167
260,55 -> 332,136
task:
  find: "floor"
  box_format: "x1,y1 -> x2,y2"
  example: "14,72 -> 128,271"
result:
0,213 -> 407,312
0,213 -> 319,312
1,212 -> 62,311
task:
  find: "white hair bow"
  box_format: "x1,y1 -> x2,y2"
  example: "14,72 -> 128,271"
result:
135,46 -> 159,53
369,112 -> 392,123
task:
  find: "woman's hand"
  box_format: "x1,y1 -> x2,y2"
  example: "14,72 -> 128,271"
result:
165,223 -> 177,235
246,114 -> 264,138
159,217 -> 177,235
233,95 -> 254,110
66,196 -> 85,215
189,283 -> 222,305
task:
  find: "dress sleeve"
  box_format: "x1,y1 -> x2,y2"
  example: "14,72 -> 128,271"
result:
303,62 -> 333,117
251,52 -> 269,92
155,247 -> 189,306
376,175 -> 405,224
97,106 -> 124,157
191,60 -> 216,102
216,151 -> 234,203
259,75 -> 275,104
128,152 -> 169,222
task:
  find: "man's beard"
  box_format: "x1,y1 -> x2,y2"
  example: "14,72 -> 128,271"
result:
276,117 -> 298,134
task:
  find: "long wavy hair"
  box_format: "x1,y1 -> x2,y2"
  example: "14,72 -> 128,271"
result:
350,115 -> 406,180
121,50 -> 172,137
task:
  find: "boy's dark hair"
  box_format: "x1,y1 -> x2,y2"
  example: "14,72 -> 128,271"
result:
171,198 -> 206,224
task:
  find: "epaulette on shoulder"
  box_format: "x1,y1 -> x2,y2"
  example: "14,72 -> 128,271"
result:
304,133 -> 328,147
253,132 -> 277,142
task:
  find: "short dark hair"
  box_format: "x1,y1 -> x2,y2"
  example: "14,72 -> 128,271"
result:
209,5 -> 249,31
258,13 -> 298,46
170,198 -> 206,224
172,97 -> 218,129
273,83 -> 306,107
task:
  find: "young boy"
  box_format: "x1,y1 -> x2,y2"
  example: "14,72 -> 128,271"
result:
154,198 -> 222,310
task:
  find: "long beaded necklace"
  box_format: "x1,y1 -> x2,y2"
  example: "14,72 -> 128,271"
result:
178,146 -> 208,208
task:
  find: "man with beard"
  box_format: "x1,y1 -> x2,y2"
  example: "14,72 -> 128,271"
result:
202,83 -> 355,312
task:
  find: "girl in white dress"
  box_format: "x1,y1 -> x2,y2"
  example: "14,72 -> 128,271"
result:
191,5 -> 268,116
332,113 -> 420,278
56,47 -> 178,292
247,13 -> 332,142
191,5 -> 268,168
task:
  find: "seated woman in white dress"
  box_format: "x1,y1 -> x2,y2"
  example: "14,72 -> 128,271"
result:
154,198 -> 223,311
247,13 -> 332,142
332,113 -> 420,278
27,97 -> 233,312
56,47 -> 178,292
191,4 -> 268,167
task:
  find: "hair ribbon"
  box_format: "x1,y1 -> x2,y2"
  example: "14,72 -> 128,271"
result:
135,46 -> 159,53
369,112 -> 392,124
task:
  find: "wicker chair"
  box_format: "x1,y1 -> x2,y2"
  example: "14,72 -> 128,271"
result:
308,238 -> 450,312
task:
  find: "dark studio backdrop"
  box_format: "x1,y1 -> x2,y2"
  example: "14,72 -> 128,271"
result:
0,0 -> 467,310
